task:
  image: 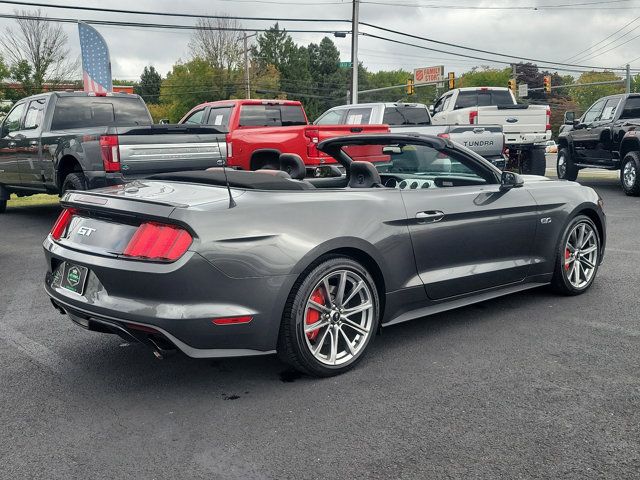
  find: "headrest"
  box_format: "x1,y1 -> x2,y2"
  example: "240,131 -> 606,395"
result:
279,153 -> 306,180
348,161 -> 382,188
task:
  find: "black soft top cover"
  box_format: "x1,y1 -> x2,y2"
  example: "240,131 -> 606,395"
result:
148,169 -> 312,191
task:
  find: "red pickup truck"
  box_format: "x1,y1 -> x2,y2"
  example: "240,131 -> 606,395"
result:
179,99 -> 389,174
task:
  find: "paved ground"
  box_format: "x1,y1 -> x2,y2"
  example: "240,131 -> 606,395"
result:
1,165 -> 638,479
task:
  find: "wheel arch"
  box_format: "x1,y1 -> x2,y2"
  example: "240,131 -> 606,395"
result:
250,149 -> 281,171
619,136 -> 640,161
571,205 -> 606,258
56,154 -> 82,190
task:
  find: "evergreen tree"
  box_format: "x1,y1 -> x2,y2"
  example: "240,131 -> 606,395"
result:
135,66 -> 162,103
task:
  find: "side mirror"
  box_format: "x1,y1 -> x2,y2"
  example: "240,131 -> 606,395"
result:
428,105 -> 435,115
159,118 -> 170,125
500,171 -> 525,191
564,111 -> 575,125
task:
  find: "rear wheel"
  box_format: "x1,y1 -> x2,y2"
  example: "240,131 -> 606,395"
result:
0,199 -> 6,213
620,151 -> 640,196
278,256 -> 380,377
61,172 -> 87,194
528,147 -> 547,176
550,215 -> 600,295
557,147 -> 579,181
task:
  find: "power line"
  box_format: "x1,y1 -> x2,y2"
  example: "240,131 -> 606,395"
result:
563,15 -> 640,62
360,22 -> 628,71
360,0 -> 636,9
0,0 -> 351,23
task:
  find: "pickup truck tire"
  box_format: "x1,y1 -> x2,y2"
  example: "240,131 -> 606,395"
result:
528,147 -> 546,176
556,148 -> 578,181
0,199 -> 6,213
61,172 -> 87,194
620,152 -> 640,196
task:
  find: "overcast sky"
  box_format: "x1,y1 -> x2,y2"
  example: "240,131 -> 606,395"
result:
0,0 -> 636,81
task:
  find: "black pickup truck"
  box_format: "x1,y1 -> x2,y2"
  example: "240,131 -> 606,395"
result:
557,93 -> 640,195
0,91 -> 226,213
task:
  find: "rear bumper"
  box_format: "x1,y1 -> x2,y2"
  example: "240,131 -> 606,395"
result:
43,236 -> 295,357
504,131 -> 552,147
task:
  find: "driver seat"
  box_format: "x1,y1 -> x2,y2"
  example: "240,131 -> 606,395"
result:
348,161 -> 383,188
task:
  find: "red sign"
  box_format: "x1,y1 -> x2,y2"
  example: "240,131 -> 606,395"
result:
413,65 -> 444,85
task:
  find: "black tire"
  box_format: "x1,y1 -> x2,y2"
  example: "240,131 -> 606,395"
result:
0,199 -> 6,213
528,147 -> 547,176
620,151 -> 640,196
556,147 -> 578,181
277,255 -> 380,377
61,172 -> 87,194
550,215 -> 600,296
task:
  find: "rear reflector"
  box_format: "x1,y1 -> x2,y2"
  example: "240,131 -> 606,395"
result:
100,135 -> 120,172
50,208 -> 77,240
123,223 -> 192,261
212,315 -> 253,326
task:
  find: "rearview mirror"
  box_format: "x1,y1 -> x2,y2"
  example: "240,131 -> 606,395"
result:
564,111 -> 575,125
428,105 -> 435,115
499,171 -> 524,191
382,146 -> 402,155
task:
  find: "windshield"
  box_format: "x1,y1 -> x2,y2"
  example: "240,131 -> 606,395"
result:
454,90 -> 514,110
51,96 -> 151,129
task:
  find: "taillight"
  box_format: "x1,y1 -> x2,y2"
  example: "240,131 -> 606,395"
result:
212,315 -> 253,326
100,135 -> 120,172
123,222 -> 192,261
225,133 -> 232,159
469,110 -> 478,124
50,208 -> 77,240
305,128 -> 320,157
546,106 -> 551,131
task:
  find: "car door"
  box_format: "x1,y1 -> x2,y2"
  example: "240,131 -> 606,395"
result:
572,98 -> 605,163
396,143 -> 539,300
590,96 -> 621,164
17,97 -> 46,186
0,101 -> 26,186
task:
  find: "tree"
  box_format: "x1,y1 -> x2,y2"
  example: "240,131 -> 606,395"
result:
135,66 -> 162,103
570,71 -> 624,110
189,16 -> 243,71
0,9 -> 77,92
457,66 -> 512,89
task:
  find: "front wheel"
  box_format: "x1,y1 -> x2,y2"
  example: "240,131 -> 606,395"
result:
278,256 -> 380,377
620,151 -> 640,196
550,215 -> 600,295
557,148 -> 579,181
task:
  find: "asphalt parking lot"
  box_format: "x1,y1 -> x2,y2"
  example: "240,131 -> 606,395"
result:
1,158 -> 638,479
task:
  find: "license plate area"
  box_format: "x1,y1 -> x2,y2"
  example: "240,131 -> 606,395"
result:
60,263 -> 89,295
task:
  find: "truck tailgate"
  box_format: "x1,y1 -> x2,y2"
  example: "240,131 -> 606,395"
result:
447,125 -> 504,157
115,125 -> 226,177
477,105 -> 548,135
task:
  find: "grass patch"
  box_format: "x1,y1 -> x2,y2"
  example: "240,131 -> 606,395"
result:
7,193 -> 59,208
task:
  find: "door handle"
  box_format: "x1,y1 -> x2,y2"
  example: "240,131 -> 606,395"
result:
7,141 -> 16,148
416,210 -> 445,222
29,140 -> 38,146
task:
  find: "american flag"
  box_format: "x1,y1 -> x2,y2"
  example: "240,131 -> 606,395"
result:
78,22 -> 113,93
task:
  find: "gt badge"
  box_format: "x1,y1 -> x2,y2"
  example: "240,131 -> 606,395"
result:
77,226 -> 96,236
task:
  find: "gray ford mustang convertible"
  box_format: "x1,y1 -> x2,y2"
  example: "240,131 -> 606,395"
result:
44,133 -> 606,376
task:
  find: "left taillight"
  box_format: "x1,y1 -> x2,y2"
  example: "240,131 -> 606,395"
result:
123,222 -> 192,262
100,135 -> 120,172
50,208 -> 76,240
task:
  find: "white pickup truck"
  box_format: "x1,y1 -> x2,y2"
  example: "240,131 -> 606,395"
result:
430,87 -> 551,175
314,102 -> 506,168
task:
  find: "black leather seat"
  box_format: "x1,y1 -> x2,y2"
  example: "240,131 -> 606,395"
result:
279,153 -> 307,180
348,161 -> 383,188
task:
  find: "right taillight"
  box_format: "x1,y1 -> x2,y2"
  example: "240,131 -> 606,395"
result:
123,223 -> 192,262
50,208 -> 76,240
469,110 -> 478,124
225,133 -> 232,159
100,135 -> 120,172
305,128 -> 320,157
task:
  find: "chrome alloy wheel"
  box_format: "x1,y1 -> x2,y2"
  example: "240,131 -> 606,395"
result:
564,222 -> 598,289
303,270 -> 374,366
623,160 -> 637,189
557,153 -> 567,178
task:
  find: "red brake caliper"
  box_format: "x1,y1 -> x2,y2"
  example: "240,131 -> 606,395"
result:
306,288 -> 325,341
565,248 -> 571,271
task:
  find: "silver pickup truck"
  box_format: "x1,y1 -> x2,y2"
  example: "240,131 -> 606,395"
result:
314,102 -> 506,168
0,92 -> 225,213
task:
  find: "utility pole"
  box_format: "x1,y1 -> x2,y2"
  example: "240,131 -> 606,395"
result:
626,63 -> 631,94
244,33 -> 250,99
512,63 -> 517,98
351,0 -> 359,104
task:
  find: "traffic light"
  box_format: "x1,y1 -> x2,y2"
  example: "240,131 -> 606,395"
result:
543,75 -> 552,94
406,78 -> 415,95
448,72 -> 455,90
508,78 -> 516,94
